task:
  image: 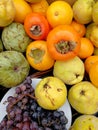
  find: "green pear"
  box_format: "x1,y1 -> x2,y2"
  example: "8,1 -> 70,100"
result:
53,56 -> 85,85
68,81 -> 98,114
72,0 -> 95,24
70,115 -> 98,130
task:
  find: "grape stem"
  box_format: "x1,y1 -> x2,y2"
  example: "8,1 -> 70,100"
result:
7,93 -> 37,120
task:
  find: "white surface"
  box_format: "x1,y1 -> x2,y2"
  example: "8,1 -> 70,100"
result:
0,78 -> 72,129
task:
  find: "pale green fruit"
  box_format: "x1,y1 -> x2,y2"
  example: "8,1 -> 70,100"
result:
0,51 -> 30,88
53,56 -> 84,85
89,24 -> 98,47
85,22 -> 95,39
70,115 -> 98,130
68,81 -> 98,114
35,76 -> 67,110
72,0 -> 95,24
1,22 -> 32,53
92,1 -> 98,24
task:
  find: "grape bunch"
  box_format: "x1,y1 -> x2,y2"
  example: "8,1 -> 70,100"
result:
0,77 -> 68,130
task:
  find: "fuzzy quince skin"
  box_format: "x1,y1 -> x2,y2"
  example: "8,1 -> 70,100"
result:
35,76 -> 67,110
53,56 -> 85,85
0,0 -> 16,27
68,81 -> 98,114
73,0 -> 95,24
70,115 -> 98,130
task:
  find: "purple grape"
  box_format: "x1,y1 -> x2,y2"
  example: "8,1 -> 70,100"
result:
22,121 -> 30,130
15,87 -> 21,94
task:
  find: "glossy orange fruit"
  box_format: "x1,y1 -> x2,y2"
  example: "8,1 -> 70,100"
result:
89,61 -> 98,88
13,0 -> 32,23
78,37 -> 94,59
30,0 -> 49,16
46,1 -> 73,28
71,20 -> 86,37
84,55 -> 98,73
26,40 -> 55,71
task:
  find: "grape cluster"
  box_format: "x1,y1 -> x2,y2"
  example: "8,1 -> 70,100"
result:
0,77 -> 68,130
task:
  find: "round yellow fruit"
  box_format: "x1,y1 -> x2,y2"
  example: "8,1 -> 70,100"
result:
46,0 -> 73,28
35,76 -> 67,110
70,115 -> 98,130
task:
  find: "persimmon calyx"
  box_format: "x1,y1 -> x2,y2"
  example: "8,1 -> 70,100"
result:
29,48 -> 45,63
55,40 -> 77,54
30,25 -> 42,36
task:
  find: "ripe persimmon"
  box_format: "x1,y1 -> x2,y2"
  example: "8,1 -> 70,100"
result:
89,61 -> 98,88
84,55 -> 98,73
78,37 -> 94,59
71,20 -> 86,37
30,0 -> 49,16
26,40 -> 55,71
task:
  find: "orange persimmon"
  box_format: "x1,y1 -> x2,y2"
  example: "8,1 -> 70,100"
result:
71,20 -> 86,37
24,12 -> 50,40
47,24 -> 81,61
26,40 -> 55,71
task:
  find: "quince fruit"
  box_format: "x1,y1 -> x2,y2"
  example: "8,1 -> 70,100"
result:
53,56 -> 85,85
35,76 -> 67,110
70,115 -> 98,130
0,0 -> 16,27
68,81 -> 98,114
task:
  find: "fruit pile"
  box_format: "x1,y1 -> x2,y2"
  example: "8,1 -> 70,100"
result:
0,0 -> 98,129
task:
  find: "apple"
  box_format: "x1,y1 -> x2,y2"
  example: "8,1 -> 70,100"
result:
72,0 -> 95,24
35,76 -> 67,110
53,56 -> 85,85
70,115 -> 98,130
68,81 -> 98,114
